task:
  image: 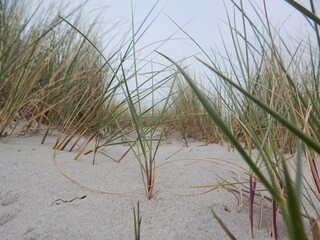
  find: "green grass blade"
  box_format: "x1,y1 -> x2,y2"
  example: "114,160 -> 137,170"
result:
158,52 -> 282,202
197,58 -> 320,154
284,0 -> 320,24
295,139 -> 303,203
282,159 -> 307,239
211,206 -> 237,240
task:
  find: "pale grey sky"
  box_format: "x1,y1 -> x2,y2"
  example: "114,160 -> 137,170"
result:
84,0 -> 316,56
64,0 -> 317,101
66,0 -> 317,79
36,0 -> 318,65
37,0 -> 318,100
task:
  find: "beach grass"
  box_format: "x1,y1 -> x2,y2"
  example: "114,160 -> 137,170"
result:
160,0 -> 319,239
0,0 -> 319,239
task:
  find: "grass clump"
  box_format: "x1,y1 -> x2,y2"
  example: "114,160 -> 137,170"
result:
0,0 -> 123,142
1,0 -> 319,239
166,77 -> 226,145
160,0 -> 320,239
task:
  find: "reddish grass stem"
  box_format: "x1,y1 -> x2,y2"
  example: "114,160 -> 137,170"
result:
272,198 -> 278,239
311,158 -> 320,194
69,129 -> 86,152
249,175 -> 257,238
41,127 -> 50,144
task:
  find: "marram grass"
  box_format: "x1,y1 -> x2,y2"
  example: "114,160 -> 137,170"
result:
1,0 -> 319,239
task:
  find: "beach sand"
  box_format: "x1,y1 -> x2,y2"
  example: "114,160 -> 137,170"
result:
0,135 -> 288,239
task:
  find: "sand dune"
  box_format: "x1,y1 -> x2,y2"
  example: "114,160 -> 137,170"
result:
0,135 -> 288,240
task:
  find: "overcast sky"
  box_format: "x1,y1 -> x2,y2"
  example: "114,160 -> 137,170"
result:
43,0 -> 318,99
33,0 -> 318,68
82,0 -> 317,58
60,0 -> 316,99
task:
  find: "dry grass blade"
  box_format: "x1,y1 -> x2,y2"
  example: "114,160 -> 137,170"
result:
211,206 -> 237,240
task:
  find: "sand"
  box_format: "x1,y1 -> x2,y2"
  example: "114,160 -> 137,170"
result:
0,134 -> 288,240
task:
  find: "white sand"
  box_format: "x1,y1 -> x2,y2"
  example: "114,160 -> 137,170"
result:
0,135 -> 288,240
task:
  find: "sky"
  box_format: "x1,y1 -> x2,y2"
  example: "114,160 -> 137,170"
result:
58,0 -> 316,100
38,0 -> 319,100
82,0 -> 317,58
35,0 -> 319,68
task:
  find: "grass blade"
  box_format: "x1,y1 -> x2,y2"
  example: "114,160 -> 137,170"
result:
211,206 -> 237,240
158,52 -> 282,202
